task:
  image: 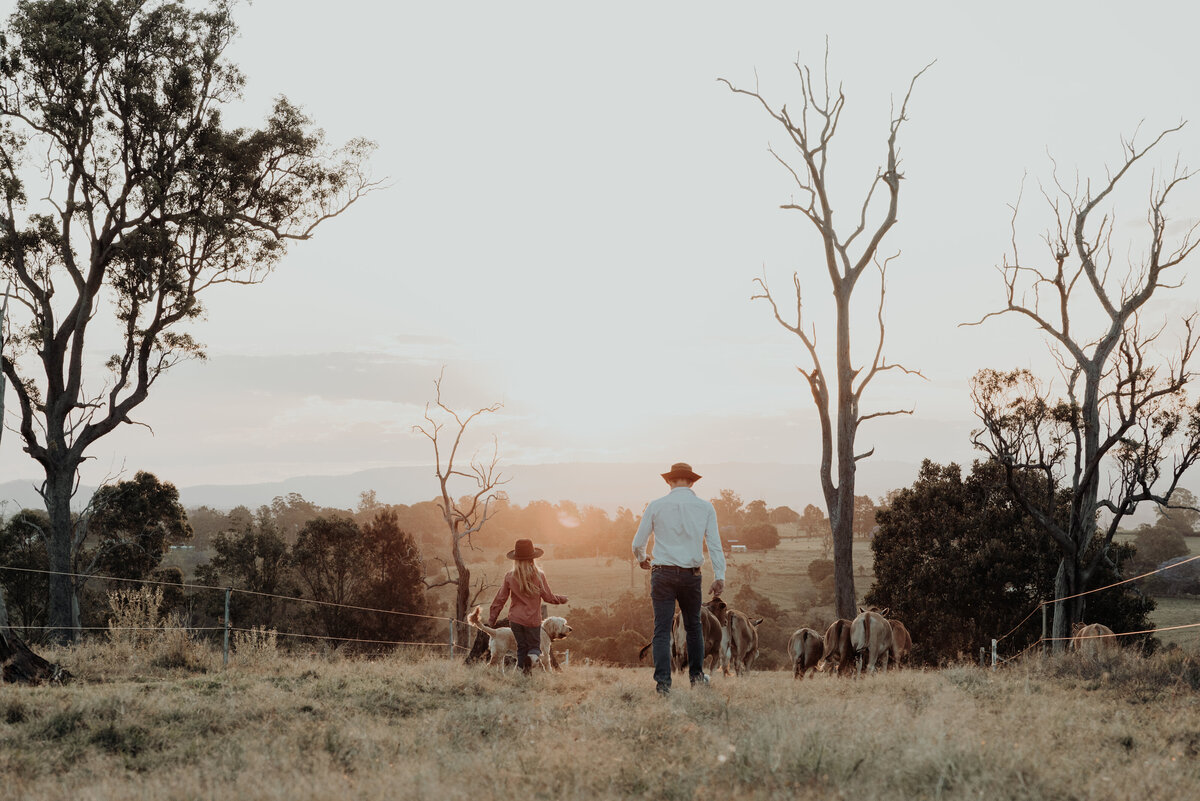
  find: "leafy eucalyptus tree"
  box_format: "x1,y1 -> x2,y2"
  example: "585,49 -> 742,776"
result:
0,0 -> 375,642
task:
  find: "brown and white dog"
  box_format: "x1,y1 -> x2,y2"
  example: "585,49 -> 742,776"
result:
466,606 -> 572,672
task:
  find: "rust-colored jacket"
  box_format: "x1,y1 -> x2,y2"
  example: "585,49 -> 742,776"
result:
488,569 -> 567,628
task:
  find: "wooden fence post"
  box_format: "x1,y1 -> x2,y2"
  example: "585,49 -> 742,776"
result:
448,617 -> 456,659
991,638 -> 998,670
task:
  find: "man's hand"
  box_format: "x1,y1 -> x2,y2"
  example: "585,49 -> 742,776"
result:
710,579 -> 725,597
635,547 -> 652,569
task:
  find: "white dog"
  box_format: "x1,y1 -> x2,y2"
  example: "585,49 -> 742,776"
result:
466,606 -> 572,671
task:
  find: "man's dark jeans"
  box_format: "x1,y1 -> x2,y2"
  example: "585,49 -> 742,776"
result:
650,567 -> 704,689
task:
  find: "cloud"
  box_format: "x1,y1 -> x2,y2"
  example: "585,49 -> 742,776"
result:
148,351 -> 506,407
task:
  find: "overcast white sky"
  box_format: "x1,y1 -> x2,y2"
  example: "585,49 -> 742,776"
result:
3,1 -> 1200,505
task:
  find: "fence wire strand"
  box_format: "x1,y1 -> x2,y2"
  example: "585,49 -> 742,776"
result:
998,621 -> 1200,667
0,563 -> 454,623
995,552 -> 1200,645
3,618 -> 463,652
0,563 -> 480,654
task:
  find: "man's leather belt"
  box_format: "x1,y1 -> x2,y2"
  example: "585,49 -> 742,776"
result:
651,564 -> 701,575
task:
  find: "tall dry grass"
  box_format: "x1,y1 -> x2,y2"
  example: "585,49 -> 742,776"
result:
1,643 -> 1198,801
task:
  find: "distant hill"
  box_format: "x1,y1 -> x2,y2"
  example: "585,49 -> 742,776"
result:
0,460 -> 924,515
179,460 -> 925,513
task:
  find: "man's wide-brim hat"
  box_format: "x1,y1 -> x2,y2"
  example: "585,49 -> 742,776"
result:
662,462 -> 702,482
507,538 -> 544,560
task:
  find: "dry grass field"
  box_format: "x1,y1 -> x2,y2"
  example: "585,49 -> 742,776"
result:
1150,597 -> 1200,651
2,641 -> 1200,801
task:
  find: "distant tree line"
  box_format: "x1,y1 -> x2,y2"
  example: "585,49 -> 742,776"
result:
1,480 -> 435,649
193,505 -> 432,647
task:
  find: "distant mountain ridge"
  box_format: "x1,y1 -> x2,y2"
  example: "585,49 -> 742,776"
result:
2,461 -> 1168,528
0,460 -> 924,515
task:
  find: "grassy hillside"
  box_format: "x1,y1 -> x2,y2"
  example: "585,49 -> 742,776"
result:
2,643 -> 1199,801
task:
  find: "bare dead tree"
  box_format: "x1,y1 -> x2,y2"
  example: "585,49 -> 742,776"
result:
967,125 -> 1200,649
720,51 -> 932,619
412,370 -> 507,650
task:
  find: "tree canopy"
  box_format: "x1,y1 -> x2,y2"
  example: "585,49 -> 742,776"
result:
0,0 -> 374,641
867,459 -> 1155,665
83,470 -> 190,581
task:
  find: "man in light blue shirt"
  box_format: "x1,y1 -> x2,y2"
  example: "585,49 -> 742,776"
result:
632,462 -> 726,695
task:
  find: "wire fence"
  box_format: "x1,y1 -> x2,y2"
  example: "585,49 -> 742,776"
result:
0,563 -> 476,659
0,564 -> 454,623
995,553 -> 1200,646
990,552 -> 1200,668
6,550 -> 1198,671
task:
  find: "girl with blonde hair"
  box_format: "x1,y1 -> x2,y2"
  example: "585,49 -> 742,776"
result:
488,538 -> 568,674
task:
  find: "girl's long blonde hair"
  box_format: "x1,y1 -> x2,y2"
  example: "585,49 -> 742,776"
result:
513,558 -> 542,599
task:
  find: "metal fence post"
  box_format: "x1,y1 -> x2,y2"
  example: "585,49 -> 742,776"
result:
223,587 -> 231,667
448,617 -> 456,659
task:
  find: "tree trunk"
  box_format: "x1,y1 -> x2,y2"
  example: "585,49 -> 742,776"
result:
830,497 -> 857,620
830,506 -> 859,618
831,289 -> 859,621
1050,556 -> 1085,653
44,467 -> 78,645
451,531 -> 472,650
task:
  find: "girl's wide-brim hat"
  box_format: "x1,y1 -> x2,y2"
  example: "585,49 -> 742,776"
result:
507,538 -> 544,560
661,462 -> 702,482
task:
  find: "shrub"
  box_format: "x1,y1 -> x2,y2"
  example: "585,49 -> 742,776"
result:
234,625 -> 280,666
106,586 -> 164,648
807,558 -> 835,584
741,522 -> 780,551
106,585 -> 208,671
